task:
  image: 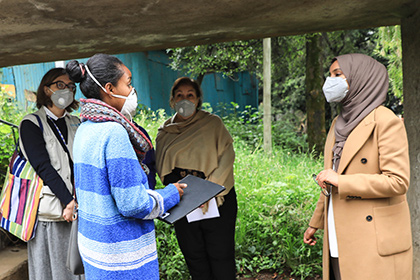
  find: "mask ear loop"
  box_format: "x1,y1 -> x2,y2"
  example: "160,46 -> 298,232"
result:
110,87 -> 136,100
85,65 -> 108,94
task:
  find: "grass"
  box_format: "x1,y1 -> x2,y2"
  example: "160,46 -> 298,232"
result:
233,147 -> 323,278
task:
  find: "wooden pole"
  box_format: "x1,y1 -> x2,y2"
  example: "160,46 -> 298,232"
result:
263,38 -> 272,154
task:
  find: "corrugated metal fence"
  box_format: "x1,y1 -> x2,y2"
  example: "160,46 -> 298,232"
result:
0,50 -> 258,114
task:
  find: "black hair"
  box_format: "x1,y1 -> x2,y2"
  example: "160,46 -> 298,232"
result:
66,53 -> 124,99
36,68 -> 79,112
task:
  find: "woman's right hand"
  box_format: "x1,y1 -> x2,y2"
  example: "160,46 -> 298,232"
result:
303,226 -> 318,246
316,169 -> 339,188
173,183 -> 187,198
63,199 -> 76,222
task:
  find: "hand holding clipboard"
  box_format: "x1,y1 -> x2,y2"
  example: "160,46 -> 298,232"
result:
159,175 -> 225,224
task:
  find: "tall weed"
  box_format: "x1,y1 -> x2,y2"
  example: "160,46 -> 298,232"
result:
233,147 -> 323,278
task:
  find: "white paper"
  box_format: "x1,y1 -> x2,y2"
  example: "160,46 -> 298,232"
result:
186,197 -> 220,223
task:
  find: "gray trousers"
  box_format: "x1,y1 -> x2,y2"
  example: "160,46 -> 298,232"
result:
28,221 -> 84,280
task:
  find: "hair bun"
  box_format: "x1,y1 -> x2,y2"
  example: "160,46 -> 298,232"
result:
66,60 -> 86,83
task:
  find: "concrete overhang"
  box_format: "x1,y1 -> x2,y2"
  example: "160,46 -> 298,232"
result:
0,0 -> 417,68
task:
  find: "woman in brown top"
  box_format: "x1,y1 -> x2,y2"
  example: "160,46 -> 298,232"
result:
156,77 -> 237,280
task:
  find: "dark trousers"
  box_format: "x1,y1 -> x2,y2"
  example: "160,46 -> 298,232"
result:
174,188 -> 238,280
330,257 -> 341,280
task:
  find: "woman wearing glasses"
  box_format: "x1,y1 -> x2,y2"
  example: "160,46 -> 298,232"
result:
19,68 -> 82,279
303,54 -> 411,280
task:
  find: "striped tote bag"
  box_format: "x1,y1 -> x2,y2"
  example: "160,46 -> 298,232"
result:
0,149 -> 43,241
0,114 -> 43,241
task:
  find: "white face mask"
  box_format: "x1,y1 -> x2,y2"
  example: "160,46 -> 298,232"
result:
84,65 -> 137,119
175,99 -> 196,118
49,88 -> 74,109
111,87 -> 138,120
322,77 -> 349,103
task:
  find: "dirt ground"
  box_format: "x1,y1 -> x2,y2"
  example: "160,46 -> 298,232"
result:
237,271 -> 321,280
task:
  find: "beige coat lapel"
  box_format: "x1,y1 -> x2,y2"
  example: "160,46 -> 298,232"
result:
324,119 -> 336,170
337,109 -> 376,174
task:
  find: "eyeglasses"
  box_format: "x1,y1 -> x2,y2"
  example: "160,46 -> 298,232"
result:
312,174 -> 333,197
48,81 -> 77,93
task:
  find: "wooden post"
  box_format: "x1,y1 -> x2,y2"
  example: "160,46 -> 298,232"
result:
402,3 -> 420,279
263,38 -> 272,154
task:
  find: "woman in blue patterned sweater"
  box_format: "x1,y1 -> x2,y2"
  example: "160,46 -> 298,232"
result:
66,54 -> 186,280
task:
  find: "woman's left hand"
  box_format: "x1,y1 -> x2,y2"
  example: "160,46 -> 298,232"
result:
63,199 -> 76,222
316,169 -> 339,188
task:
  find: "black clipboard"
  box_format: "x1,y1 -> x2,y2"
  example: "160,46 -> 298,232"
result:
159,175 -> 225,224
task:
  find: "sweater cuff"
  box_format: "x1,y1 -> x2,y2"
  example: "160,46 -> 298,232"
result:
155,184 -> 180,213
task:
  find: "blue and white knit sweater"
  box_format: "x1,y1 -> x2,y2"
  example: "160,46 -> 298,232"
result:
73,121 -> 180,280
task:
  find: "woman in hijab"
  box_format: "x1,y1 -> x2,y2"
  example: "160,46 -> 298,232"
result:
303,53 -> 412,280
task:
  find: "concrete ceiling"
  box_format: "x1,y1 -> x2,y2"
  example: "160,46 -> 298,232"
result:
0,0 -> 417,68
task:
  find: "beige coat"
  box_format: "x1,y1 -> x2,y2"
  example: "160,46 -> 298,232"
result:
309,106 -> 412,280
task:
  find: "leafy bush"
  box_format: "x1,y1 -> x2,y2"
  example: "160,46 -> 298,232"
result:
133,105 -> 168,141
0,90 -> 30,182
217,103 -> 308,153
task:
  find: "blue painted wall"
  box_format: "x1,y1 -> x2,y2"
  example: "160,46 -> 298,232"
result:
0,50 -> 258,114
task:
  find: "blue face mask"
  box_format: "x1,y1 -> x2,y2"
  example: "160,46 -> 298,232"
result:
322,77 -> 349,103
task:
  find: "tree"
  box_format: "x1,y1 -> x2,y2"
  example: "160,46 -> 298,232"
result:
305,34 -> 326,156
168,40 -> 262,85
375,25 -> 403,114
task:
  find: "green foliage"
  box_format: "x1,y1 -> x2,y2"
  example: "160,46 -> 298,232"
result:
374,26 -> 403,114
321,29 -> 378,58
168,40 -> 262,80
233,147 -> 323,279
155,218 -> 190,280
0,90 -> 29,182
132,105 -> 168,140
219,103 -> 307,153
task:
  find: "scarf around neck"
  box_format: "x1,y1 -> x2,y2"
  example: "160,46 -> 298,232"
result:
156,110 -> 235,192
332,54 -> 388,169
80,98 -> 153,171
